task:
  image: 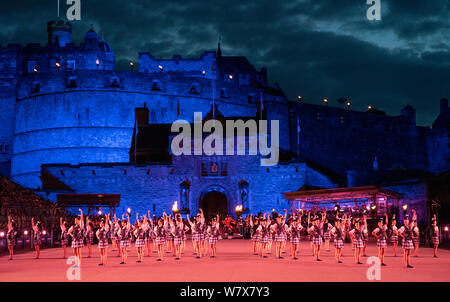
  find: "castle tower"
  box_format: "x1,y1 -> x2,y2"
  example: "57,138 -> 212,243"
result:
47,20 -> 72,47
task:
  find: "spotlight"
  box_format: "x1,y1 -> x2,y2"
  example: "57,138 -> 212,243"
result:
158,65 -> 163,72
202,70 -> 206,76
402,205 -> 408,211
371,205 -> 377,210
33,67 -> 38,73
0,231 -> 5,238
56,62 -> 61,69
127,208 -> 131,214
42,230 -> 47,236
445,227 -> 449,232
323,98 -> 328,104
24,230 -> 29,236
297,95 -> 302,101
228,74 -> 233,80
368,105 -> 372,110
96,59 -> 100,69
129,61 -> 134,70
346,101 -> 351,108
98,210 -> 102,215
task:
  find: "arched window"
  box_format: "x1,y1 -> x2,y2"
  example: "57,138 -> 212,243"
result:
32,82 -> 41,93
109,77 -> 120,88
190,83 -> 200,94
238,180 -> 249,209
151,80 -> 162,91
179,180 -> 190,210
67,77 -> 77,88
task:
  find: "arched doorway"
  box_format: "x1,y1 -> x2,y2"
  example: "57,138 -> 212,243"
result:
199,191 -> 228,221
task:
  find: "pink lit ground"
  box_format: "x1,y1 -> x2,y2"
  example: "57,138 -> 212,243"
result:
1,239 -> 449,282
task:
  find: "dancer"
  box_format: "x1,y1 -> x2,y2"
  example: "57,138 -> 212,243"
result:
112,214 -> 121,257
144,210 -> 155,256
84,216 -> 94,258
349,218 -> 364,264
288,216 -> 303,260
200,209 -> 208,257
257,214 -> 271,258
389,215 -> 399,257
7,215 -> 17,260
249,214 -> 261,255
68,209 -> 84,267
398,214 -> 414,268
31,217 -> 42,259
271,209 -> 288,259
322,217 -> 332,252
181,218 -> 189,254
172,214 -> 184,260
60,217 -> 69,258
133,213 -> 147,263
154,217 -> 166,261
96,214 -> 110,266
361,215 -> 369,257
117,213 -> 131,264
411,210 -> 420,257
430,214 -> 439,258
307,211 -> 314,256
330,217 -> 345,263
207,214 -> 220,258
187,210 -> 206,258
372,214 -> 388,266
163,213 -> 175,255
308,211 -> 325,261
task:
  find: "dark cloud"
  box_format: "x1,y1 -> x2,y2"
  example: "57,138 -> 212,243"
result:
0,0 -> 448,125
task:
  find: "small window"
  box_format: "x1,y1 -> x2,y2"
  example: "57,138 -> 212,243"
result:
190,83 -> 200,94
151,80 -> 162,91
0,144 -> 8,153
32,82 -> 40,93
220,88 -> 228,98
67,77 -> 77,88
109,77 -> 120,88
316,112 -> 324,121
66,59 -> 76,70
27,60 -> 37,73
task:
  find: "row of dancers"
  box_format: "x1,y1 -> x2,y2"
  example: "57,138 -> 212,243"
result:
249,209 -> 440,268
5,208 -> 441,269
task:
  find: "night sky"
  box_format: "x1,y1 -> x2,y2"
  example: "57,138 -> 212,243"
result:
1,0 -> 449,126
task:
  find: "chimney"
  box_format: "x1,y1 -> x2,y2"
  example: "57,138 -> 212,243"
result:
135,103 -> 149,126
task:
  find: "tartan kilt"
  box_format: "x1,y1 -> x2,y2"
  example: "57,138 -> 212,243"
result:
182,232 -> 187,241
7,239 -> 16,246
120,239 -> 130,248
61,238 -> 69,246
377,238 -> 387,248
174,237 -> 183,246
323,232 -> 331,240
390,235 -> 398,243
412,237 -> 420,244
259,235 -> 270,244
71,239 -> 84,248
135,238 -> 145,248
334,239 -> 344,249
402,239 -> 414,250
432,237 -> 439,245
34,239 -> 42,246
146,231 -> 155,241
86,233 -> 94,245
155,236 -> 165,245
98,240 -> 108,249
312,236 -> 323,246
251,233 -> 261,242
192,233 -> 202,242
290,236 -> 300,245
208,237 -> 219,245
145,237 -> 153,243
274,233 -> 287,242
353,239 -> 364,248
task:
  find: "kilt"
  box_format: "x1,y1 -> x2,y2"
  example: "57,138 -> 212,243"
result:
71,239 -> 84,248
412,237 -> 420,244
145,237 -> 152,243
174,237 -> 183,246
251,233 -> 261,242
135,238 -> 145,248
312,236 -> 323,246
432,236 -> 439,245
98,240 -> 108,249
61,238 -> 69,246
290,236 -> 300,245
353,239 -> 364,248
208,237 -> 219,245
259,235 -> 270,244
34,239 -> 42,246
85,232 -> 94,245
402,239 -> 414,250
390,235 -> 398,243
334,239 -> 344,249
155,236 -> 165,245
323,232 -> 331,240
182,232 -> 187,241
201,233 -> 207,242
377,238 -> 387,248
192,233 -> 202,242
120,239 -> 130,248
7,239 -> 15,246
274,233 -> 287,242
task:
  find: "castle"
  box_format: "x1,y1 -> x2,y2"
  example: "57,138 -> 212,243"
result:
0,20 -> 448,222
